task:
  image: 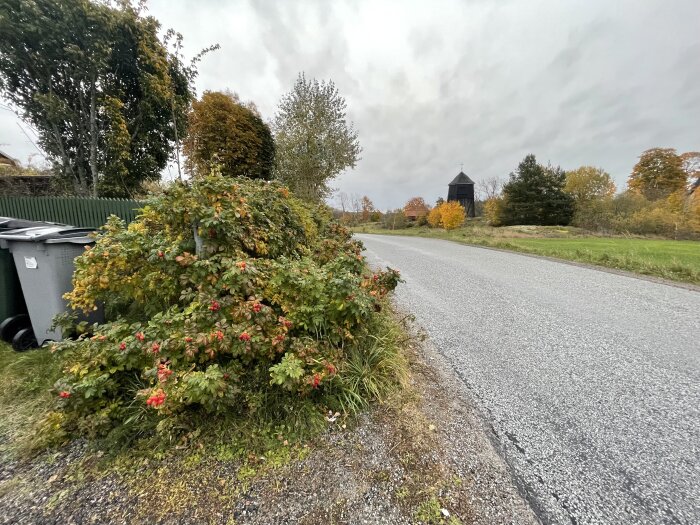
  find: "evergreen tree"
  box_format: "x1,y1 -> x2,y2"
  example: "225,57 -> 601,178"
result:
500,154 -> 574,225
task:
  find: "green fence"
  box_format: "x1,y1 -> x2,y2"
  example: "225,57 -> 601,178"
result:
0,195 -> 144,228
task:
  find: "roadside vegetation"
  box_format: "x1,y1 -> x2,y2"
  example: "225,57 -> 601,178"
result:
40,176 -> 401,449
0,177 -> 418,522
1,318 -> 524,524
0,309 -> 417,523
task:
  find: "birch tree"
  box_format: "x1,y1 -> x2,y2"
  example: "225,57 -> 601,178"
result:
273,73 -> 361,201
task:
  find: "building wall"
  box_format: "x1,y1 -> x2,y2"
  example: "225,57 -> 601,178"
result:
447,185 -> 475,218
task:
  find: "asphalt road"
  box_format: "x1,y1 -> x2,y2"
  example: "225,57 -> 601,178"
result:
357,234 -> 700,525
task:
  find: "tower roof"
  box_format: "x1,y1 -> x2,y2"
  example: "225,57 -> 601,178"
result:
448,171 -> 474,185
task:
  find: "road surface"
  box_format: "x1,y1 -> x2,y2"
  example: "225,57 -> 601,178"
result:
357,234 -> 700,525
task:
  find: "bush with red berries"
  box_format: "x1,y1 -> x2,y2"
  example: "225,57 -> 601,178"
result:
52,175 -> 401,439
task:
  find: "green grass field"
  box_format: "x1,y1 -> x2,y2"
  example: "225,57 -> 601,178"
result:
352,225 -> 700,285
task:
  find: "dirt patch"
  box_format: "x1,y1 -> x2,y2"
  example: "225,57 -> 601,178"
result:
0,323 -> 538,525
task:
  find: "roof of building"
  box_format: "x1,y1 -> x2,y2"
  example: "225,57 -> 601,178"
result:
0,149 -> 19,166
448,171 -> 475,185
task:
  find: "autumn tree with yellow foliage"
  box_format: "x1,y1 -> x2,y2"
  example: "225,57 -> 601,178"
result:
427,206 -> 442,228
628,148 -> 687,200
427,201 -> 465,230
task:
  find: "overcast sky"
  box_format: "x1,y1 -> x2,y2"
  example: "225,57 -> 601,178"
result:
2,0 -> 699,210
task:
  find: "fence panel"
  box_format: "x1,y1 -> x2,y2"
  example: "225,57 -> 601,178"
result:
0,196 -> 144,228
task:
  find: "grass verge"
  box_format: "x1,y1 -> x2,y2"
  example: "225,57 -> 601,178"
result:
352,224 -> 700,285
0,342 -> 64,459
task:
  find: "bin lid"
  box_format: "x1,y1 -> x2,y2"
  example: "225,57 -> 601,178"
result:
0,217 -> 62,230
42,228 -> 96,245
0,225 -> 95,244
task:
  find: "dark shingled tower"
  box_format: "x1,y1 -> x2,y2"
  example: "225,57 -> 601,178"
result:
447,171 -> 475,218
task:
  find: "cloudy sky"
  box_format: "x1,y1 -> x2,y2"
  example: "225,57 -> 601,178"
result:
2,0 -> 699,210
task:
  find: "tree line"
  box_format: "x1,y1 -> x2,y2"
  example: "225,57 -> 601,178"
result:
484,149 -> 700,238
346,149 -> 699,239
0,0 -> 360,201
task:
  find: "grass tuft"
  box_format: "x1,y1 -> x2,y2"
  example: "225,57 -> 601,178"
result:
328,310 -> 409,414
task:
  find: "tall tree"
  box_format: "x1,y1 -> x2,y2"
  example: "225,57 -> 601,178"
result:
628,148 -> 686,200
403,197 -> 429,212
183,91 -> 274,179
360,195 -> 375,222
273,73 -> 361,201
500,154 -> 574,225
564,166 -> 616,202
0,0 -> 197,197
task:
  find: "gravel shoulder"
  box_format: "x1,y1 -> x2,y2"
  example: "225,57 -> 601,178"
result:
0,315 -> 538,525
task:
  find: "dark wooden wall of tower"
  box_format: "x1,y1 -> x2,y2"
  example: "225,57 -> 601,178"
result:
447,183 -> 475,217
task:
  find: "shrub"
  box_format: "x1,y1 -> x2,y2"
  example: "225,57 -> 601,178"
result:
52,175 -> 401,441
612,190 -> 700,238
427,201 -> 465,229
570,197 -> 614,231
438,201 -> 465,230
569,189 -> 700,239
483,197 -> 506,226
380,210 -> 407,230
427,206 -> 441,228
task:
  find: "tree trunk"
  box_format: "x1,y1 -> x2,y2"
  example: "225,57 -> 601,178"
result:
50,124 -> 75,186
171,95 -> 182,181
48,77 -> 78,190
89,77 -> 99,197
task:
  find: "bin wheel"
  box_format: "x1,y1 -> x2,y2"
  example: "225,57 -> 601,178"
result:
0,314 -> 31,343
12,328 -> 37,352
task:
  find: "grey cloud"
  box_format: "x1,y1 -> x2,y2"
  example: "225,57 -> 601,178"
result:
2,0 -> 699,210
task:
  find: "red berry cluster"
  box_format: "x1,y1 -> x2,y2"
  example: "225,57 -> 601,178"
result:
157,364 -> 173,383
146,389 -> 166,407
